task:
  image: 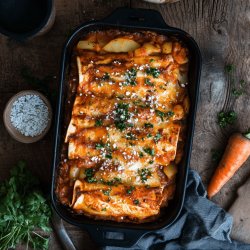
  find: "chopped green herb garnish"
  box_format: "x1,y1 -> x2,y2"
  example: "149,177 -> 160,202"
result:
139,152 -> 144,158
149,160 -> 154,164
138,168 -> 152,183
95,142 -> 105,149
166,111 -> 175,117
143,147 -> 155,156
133,199 -> 140,205
103,177 -> 122,186
115,122 -> 127,131
155,110 -> 165,121
144,123 -> 153,128
218,111 -> 237,128
155,110 -> 174,121
154,133 -> 161,143
145,78 -> 154,86
114,103 -> 131,131
101,208 -> 107,211
225,63 -> 247,99
231,79 -> 246,98
87,177 -> 98,183
102,189 -> 111,196
86,174 -> 122,186
147,133 -> 152,138
85,168 -> 94,177
102,72 -> 110,80
133,100 -> 150,109
105,154 -> 112,159
146,67 -> 160,78
124,68 -> 137,86
85,168 -> 97,183
126,186 -> 135,194
126,132 -> 136,140
95,119 -> 103,127
150,58 -> 154,62
232,88 -> 243,97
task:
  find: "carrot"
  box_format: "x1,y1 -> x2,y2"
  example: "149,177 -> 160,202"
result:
207,132 -> 250,198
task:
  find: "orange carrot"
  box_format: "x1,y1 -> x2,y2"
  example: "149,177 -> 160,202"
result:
207,132 -> 250,198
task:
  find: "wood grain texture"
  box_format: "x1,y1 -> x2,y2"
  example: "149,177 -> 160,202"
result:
0,0 -> 249,249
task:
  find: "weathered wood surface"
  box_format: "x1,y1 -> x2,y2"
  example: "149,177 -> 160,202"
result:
0,0 -> 249,249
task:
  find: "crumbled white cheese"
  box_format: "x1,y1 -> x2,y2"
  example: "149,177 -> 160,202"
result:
117,166 -> 124,171
10,94 -> 49,137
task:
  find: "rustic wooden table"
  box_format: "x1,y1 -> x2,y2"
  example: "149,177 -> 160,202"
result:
0,0 -> 249,249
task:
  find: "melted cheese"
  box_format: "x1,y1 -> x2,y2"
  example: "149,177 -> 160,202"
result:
57,30 -> 189,223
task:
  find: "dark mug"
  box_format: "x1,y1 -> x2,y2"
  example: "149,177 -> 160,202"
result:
0,0 -> 55,40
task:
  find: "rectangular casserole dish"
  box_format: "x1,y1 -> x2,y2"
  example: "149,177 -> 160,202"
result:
51,7 -> 201,247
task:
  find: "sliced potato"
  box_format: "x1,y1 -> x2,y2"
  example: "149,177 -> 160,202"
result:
162,42 -> 172,54
77,40 -> 99,51
69,166 -> 80,179
172,42 -> 188,64
173,105 -> 185,120
103,38 -> 140,53
134,43 -> 161,57
163,164 -> 177,179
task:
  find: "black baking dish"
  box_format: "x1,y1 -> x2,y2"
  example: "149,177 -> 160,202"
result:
51,7 -> 201,247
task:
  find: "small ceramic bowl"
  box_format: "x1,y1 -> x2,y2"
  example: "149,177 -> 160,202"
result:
3,90 -> 52,143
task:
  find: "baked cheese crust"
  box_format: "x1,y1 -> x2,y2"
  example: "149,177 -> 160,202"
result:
56,30 -> 189,223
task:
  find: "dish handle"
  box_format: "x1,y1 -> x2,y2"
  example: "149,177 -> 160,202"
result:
86,225 -> 146,247
102,7 -> 169,29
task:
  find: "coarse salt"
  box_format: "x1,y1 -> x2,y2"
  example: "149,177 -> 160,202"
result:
10,94 -> 49,137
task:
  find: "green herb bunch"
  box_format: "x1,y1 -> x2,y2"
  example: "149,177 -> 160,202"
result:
0,161 -> 51,250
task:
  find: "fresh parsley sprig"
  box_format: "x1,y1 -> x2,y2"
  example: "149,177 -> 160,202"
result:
217,111 -> 237,128
0,161 -> 51,250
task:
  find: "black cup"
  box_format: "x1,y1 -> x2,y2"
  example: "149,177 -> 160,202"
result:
0,0 -> 55,40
